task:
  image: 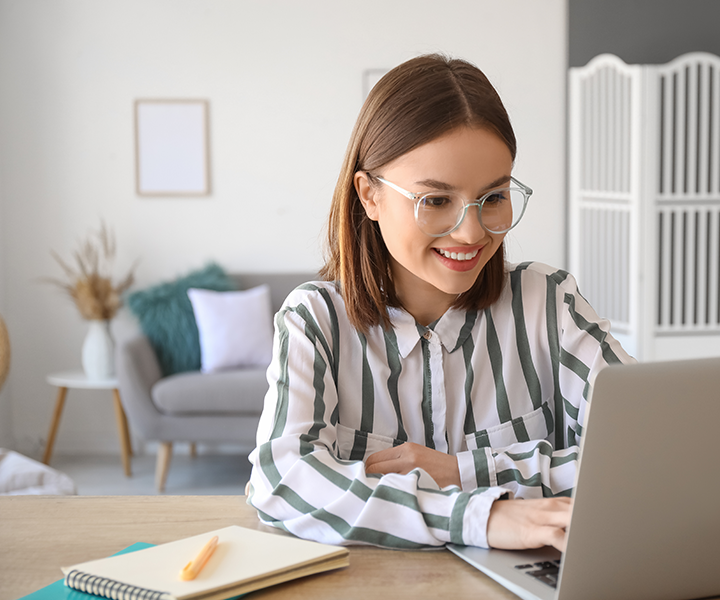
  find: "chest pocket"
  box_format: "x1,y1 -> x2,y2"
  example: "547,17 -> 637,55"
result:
465,401 -> 554,450
335,423 -> 401,461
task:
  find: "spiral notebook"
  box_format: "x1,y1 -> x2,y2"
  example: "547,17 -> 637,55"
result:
60,525 -> 349,600
21,543 -> 154,600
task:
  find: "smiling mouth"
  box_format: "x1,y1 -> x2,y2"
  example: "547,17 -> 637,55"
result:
433,248 -> 480,261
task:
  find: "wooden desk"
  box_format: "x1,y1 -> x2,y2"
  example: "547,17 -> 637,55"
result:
0,495 -> 517,600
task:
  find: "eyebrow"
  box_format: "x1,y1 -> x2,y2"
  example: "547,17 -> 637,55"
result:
414,175 -> 512,194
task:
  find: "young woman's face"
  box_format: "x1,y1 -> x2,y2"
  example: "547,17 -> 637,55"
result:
356,126 -> 513,320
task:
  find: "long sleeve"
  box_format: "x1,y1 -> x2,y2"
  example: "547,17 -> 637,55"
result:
248,288 -> 508,549
454,264 -> 634,499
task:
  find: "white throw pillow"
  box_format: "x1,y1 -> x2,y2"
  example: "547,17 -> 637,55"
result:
187,285 -> 274,373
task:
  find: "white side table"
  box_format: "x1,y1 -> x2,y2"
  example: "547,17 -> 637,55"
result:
43,370 -> 133,476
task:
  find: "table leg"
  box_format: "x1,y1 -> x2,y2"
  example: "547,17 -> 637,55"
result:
112,389 -> 132,477
116,390 -> 133,457
43,387 -> 68,465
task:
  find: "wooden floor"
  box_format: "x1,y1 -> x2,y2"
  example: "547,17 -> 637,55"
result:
50,451 -> 251,495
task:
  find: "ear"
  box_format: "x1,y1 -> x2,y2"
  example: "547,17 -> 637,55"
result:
354,171 -> 380,221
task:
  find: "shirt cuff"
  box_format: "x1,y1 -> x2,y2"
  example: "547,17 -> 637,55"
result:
457,450 -> 478,492
456,447 -> 497,492
461,488 -> 510,548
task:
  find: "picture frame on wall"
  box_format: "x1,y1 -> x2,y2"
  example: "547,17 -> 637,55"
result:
134,99 -> 211,196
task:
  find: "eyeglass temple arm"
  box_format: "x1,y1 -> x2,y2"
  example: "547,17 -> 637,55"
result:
375,176 -> 418,200
510,176 -> 533,197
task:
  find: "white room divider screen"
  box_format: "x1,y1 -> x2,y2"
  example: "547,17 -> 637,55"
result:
569,53 -> 720,361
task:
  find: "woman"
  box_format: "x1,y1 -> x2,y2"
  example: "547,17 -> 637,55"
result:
247,54 -> 632,551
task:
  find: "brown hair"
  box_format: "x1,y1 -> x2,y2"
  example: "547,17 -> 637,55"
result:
320,54 -> 516,332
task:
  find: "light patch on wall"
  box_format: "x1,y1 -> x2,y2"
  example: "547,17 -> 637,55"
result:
362,69 -> 389,100
134,99 -> 211,196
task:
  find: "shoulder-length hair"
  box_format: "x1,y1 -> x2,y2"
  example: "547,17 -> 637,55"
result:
320,54 -> 516,333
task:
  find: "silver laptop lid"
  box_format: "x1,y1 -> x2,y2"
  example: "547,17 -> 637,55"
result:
557,357 -> 720,600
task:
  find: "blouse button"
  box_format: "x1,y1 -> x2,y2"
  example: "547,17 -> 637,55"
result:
423,331 -> 432,340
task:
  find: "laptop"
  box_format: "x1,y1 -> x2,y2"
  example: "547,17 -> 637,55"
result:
448,357 -> 720,600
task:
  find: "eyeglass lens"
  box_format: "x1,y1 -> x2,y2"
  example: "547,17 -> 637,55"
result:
416,189 -> 526,235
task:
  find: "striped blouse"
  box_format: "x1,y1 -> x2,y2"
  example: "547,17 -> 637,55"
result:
247,262 -> 634,549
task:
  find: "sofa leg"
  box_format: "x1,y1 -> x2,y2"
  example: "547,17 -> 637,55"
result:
189,442 -> 197,458
156,442 -> 172,492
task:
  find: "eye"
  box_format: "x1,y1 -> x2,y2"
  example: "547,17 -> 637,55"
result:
484,191 -> 508,205
421,194 -> 453,209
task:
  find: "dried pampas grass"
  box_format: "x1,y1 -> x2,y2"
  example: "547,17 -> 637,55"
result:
47,222 -> 137,320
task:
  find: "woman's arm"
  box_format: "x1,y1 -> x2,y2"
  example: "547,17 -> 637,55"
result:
364,442 -> 572,551
248,289 -> 508,549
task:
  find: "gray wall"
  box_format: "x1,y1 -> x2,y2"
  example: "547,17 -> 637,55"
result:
569,0 -> 720,67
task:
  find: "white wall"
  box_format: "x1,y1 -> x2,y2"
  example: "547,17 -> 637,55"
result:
0,0 -> 567,457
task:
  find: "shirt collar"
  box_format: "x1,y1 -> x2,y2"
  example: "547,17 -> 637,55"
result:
384,306 -> 479,358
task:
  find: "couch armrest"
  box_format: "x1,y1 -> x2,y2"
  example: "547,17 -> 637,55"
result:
115,334 -> 165,438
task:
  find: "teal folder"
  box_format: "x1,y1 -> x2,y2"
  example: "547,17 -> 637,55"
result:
19,543 -> 154,599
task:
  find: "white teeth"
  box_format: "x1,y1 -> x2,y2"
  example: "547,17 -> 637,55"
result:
436,248 -> 479,261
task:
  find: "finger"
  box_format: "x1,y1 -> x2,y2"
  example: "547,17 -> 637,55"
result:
542,526 -> 568,553
518,498 -> 572,527
365,457 -> 411,476
520,523 -> 567,552
537,503 -> 572,529
365,445 -> 404,468
531,497 -> 572,510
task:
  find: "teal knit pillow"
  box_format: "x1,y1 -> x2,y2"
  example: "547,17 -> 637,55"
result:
127,263 -> 236,376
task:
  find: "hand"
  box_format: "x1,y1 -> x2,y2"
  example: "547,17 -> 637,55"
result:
365,442 -> 462,488
486,497 -> 572,552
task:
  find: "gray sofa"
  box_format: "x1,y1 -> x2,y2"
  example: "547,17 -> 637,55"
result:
116,272 -> 317,491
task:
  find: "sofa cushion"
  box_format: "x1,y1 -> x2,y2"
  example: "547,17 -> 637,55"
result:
187,285 -> 273,373
151,368 -> 269,415
127,263 -> 237,376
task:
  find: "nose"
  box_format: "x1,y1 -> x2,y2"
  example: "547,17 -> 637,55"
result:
449,204 -> 488,245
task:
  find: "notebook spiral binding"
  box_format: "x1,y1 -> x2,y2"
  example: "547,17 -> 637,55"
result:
65,570 -> 173,600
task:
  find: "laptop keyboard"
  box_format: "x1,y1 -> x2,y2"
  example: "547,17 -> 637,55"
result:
514,560 -> 561,588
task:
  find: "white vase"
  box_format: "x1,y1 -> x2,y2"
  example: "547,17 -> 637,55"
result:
82,320 -> 115,380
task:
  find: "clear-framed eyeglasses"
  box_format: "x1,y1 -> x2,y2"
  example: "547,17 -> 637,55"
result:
374,175 -> 533,237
